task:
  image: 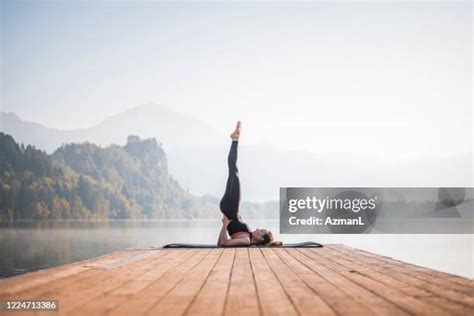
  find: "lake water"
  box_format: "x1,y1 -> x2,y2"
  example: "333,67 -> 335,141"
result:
0,220 -> 472,279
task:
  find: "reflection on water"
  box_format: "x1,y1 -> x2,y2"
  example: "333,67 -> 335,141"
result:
0,220 -> 472,279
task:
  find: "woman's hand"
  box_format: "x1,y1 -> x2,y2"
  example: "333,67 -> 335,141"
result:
218,215 -> 232,246
222,215 -> 230,226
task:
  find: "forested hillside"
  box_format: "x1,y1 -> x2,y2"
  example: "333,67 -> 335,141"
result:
0,133 -> 213,220
0,133 -> 277,221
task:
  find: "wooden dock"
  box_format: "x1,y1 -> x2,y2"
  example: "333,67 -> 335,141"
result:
0,244 -> 473,315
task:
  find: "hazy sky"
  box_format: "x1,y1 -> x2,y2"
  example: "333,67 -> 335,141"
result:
1,0 -> 472,161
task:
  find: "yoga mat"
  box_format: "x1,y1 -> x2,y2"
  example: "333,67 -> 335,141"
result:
162,241 -> 323,249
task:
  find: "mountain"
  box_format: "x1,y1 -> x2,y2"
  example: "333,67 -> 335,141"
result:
2,107 -> 472,202
0,132 -> 215,220
74,104 -> 226,150
0,103 -> 225,153
0,109 -> 372,201
0,112 -> 73,154
0,133 -> 277,220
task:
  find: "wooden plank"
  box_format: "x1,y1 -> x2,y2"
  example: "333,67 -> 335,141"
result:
300,248 -> 450,316
247,248 -> 298,316
1,245 -> 473,316
146,249 -> 223,315
67,249 -> 196,315
321,245 -> 474,314
105,249 -> 210,315
327,244 -> 474,291
224,248 -> 261,316
186,248 -> 235,316
286,248 -> 407,316
0,249 -> 138,296
0,250 -> 162,301
261,248 -> 336,316
28,249 -> 174,313
276,248 -> 370,315
329,244 -> 473,287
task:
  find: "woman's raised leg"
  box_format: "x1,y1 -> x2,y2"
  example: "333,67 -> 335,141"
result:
219,122 -> 242,220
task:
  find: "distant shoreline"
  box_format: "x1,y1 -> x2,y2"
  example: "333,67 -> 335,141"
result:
0,219 -> 280,223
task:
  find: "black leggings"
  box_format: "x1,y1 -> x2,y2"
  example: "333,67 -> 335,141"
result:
219,141 -> 241,220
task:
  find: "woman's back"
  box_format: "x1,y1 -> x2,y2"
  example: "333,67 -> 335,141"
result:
227,219 -> 250,236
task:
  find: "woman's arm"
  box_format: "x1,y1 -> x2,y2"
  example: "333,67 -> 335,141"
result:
218,222 -> 228,246
218,216 -> 230,246
218,216 -> 251,247
220,236 -> 251,247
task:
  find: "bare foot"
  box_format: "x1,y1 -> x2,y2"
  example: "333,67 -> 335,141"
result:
230,121 -> 242,140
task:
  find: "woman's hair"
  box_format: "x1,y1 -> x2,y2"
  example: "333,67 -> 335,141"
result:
261,231 -> 283,247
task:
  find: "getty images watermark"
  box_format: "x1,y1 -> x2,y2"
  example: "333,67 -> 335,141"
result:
280,188 -> 473,234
